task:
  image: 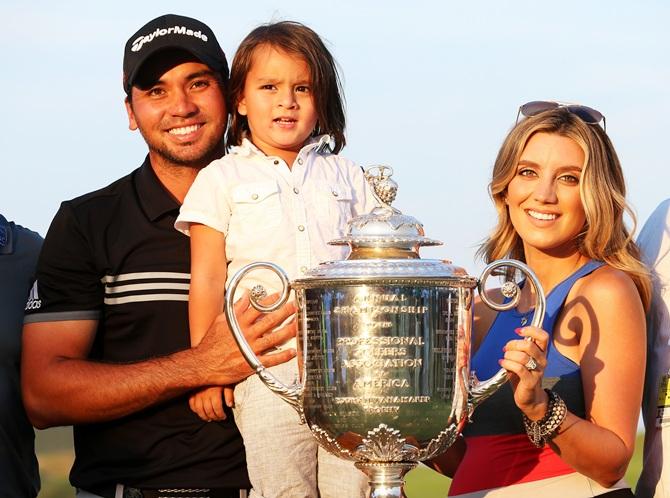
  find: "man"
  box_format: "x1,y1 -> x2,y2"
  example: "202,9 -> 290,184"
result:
1,214 -> 42,498
21,14 -> 296,498
637,198 -> 670,498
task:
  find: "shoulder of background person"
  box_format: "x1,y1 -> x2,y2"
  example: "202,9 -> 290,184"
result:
0,213 -> 43,257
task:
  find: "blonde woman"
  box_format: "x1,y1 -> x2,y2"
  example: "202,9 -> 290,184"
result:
446,102 -> 650,497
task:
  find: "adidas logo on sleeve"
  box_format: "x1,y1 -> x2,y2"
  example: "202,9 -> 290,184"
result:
25,281 -> 42,310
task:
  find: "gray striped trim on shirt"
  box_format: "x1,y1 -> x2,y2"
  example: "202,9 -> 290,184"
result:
24,310 -> 100,324
102,271 -> 190,305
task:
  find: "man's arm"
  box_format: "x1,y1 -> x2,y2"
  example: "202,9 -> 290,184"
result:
22,295 -> 296,428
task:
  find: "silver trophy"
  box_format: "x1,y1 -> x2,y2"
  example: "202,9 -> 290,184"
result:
226,166 -> 545,498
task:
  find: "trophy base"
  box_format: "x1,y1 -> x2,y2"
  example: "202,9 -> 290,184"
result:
355,461 -> 418,498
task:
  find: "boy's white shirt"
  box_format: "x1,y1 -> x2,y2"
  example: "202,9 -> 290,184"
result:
176,135 -> 377,347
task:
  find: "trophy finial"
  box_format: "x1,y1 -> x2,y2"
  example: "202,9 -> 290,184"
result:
364,165 -> 398,209
329,163 -> 442,257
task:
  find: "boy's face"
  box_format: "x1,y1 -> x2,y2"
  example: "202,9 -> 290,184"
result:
237,45 -> 318,164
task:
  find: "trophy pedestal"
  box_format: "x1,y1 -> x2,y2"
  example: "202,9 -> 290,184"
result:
356,462 -> 417,498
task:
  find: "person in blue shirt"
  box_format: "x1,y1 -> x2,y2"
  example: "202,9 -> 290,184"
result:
1,213 -> 42,498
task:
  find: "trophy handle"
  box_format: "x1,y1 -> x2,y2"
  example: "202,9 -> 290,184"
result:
225,261 -> 303,414
468,259 -> 546,408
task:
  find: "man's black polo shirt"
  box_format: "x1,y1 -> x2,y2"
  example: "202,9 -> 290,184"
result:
25,158 -> 249,490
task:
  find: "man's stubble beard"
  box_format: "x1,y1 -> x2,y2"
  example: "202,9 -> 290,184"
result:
142,131 -> 225,171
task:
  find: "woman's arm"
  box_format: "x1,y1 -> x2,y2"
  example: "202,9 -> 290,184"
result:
504,267 -> 645,487
189,223 -> 228,346
552,267 -> 645,485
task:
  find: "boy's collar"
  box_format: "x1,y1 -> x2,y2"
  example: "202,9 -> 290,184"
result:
231,134 -> 334,159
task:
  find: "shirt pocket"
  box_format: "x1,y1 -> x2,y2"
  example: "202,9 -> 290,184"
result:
231,181 -> 282,229
314,182 -> 354,231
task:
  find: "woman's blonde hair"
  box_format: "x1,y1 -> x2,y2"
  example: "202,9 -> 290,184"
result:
478,108 -> 651,309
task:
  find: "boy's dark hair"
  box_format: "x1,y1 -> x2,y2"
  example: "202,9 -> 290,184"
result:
226,21 -> 346,153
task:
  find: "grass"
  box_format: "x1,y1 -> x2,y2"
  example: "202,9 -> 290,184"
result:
35,428 -> 644,497
35,427 -> 75,498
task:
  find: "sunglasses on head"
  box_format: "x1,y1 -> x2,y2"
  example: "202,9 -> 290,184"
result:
516,100 -> 606,132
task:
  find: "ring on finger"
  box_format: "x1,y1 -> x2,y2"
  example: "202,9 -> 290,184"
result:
524,357 -> 538,371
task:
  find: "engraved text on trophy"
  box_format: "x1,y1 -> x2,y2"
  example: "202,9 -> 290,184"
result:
301,285 -> 460,440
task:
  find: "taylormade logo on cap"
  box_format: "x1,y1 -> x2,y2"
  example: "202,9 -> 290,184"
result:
131,25 -> 209,53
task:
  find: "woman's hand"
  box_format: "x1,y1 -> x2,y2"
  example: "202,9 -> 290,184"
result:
499,326 -> 550,421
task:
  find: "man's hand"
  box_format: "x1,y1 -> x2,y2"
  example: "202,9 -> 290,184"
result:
196,293 -> 297,386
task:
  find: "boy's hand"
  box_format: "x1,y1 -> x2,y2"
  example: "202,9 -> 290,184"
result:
189,386 -> 226,421
223,386 -> 235,409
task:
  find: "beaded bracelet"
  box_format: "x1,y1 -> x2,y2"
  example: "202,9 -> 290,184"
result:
522,389 -> 567,448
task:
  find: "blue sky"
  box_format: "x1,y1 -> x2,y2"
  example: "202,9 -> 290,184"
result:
3,0 -> 668,274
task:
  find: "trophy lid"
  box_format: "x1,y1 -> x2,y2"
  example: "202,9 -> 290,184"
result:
329,165 -> 442,259
295,166 -> 472,284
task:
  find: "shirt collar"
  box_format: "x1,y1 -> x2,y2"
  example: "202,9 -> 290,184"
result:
0,214 -> 14,255
134,156 -> 181,221
230,134 -> 334,160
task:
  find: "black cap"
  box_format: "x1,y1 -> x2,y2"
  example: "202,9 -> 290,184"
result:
123,14 -> 228,94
